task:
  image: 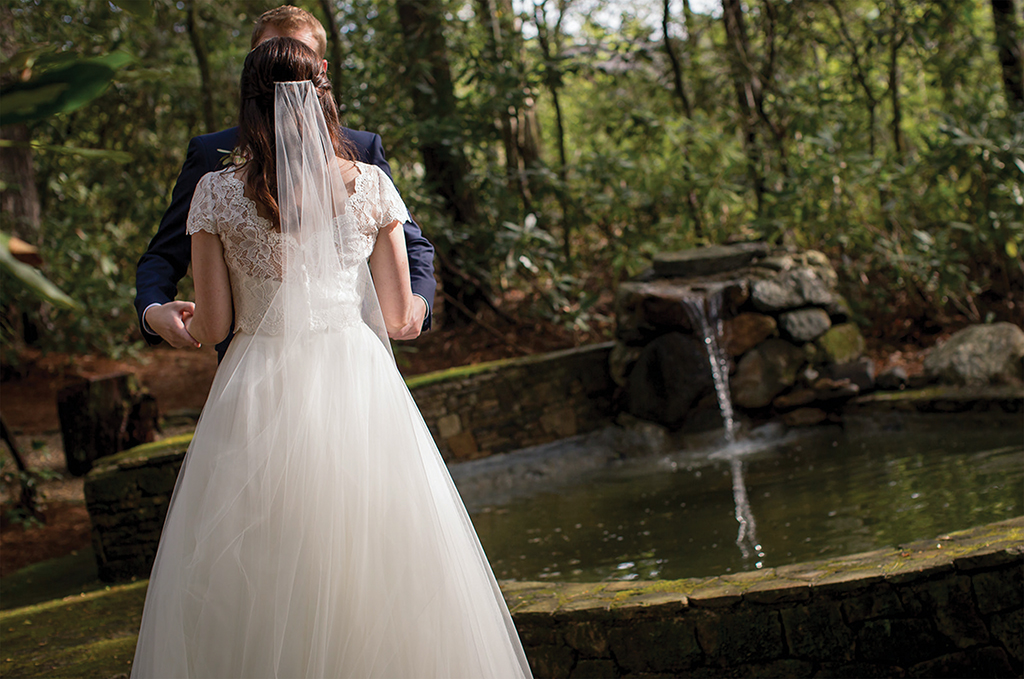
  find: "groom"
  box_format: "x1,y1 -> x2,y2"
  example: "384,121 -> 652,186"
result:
134,5 -> 434,356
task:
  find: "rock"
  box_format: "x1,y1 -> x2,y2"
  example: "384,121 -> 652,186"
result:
723,313 -> 778,357
799,365 -> 820,386
625,332 -> 714,427
923,323 -> 1024,386
812,377 -> 860,400
608,342 -> 643,387
876,366 -> 909,391
823,358 -> 876,393
816,323 -> 866,364
615,279 -> 748,343
773,388 -> 817,410
779,308 -> 832,343
760,255 -> 795,271
751,267 -> 835,313
732,339 -> 805,409
652,242 -> 768,278
825,293 -> 853,323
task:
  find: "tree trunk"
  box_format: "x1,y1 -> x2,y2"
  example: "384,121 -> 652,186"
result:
721,0 -> 766,216
319,0 -> 346,101
476,0 -> 533,211
186,2 -> 216,135
534,0 -> 574,267
1,413 -> 43,523
662,0 -> 704,239
991,0 -> 1024,109
827,0 -> 879,157
0,124 -> 41,242
57,372 -> 155,477
888,0 -> 906,158
662,0 -> 693,118
396,0 -> 484,316
395,0 -> 478,228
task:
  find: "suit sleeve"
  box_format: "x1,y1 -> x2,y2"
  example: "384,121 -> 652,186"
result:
359,133 -> 436,331
134,136 -> 215,344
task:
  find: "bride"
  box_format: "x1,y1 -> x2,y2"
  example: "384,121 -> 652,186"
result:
131,37 -> 532,679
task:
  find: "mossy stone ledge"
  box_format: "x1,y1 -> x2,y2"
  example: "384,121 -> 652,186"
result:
84,434 -> 192,582
505,518 -> 1023,678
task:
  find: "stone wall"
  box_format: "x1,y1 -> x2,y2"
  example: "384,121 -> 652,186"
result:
507,518 -> 1023,678
614,245 -> 877,431
408,343 -> 616,462
84,343 -> 616,581
84,434 -> 191,582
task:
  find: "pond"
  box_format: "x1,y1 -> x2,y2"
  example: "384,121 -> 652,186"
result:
468,411 -> 1023,582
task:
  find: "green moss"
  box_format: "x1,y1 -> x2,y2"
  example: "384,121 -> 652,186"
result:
0,549 -> 102,611
91,433 -> 193,471
0,580 -> 146,677
404,343 -> 613,390
815,322 -> 865,364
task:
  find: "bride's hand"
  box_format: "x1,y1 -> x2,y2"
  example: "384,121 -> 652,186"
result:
145,301 -> 201,349
387,296 -> 427,340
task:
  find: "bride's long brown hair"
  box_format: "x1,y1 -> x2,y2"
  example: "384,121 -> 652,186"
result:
236,37 -> 355,226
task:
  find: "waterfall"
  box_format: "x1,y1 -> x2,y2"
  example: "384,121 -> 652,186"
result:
681,290 -> 765,568
680,291 -> 736,443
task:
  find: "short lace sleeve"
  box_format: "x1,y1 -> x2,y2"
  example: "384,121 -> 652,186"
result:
371,166 -> 409,230
185,172 -> 218,236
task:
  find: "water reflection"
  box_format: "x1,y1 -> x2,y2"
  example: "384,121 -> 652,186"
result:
729,456 -> 765,567
469,413 -> 1023,582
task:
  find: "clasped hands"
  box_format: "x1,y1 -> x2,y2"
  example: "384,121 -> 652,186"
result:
145,295 -> 427,348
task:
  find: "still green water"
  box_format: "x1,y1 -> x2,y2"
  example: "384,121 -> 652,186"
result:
470,412 -> 1024,582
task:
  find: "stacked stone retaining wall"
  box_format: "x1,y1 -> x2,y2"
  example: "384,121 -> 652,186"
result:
408,342 -> 616,461
508,518 -> 1023,678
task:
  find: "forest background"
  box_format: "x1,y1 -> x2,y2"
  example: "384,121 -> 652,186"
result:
1,0 -> 1022,360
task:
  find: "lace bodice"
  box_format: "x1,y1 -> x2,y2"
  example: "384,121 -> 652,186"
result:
186,162 -> 408,334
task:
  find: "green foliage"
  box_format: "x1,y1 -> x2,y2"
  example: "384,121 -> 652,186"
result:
1,0 -> 1018,356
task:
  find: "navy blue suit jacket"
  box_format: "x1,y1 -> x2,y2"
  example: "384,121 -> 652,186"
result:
134,126 -> 435,356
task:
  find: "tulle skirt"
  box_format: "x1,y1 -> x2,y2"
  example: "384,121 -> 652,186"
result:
131,324 -> 531,678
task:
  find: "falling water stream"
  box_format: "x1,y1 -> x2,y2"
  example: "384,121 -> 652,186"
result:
681,291 -> 765,567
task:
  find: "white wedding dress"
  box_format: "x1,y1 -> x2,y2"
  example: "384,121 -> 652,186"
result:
130,157 -> 532,678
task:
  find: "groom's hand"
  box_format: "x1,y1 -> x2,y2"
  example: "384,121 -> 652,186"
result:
145,301 -> 201,349
388,296 -> 427,341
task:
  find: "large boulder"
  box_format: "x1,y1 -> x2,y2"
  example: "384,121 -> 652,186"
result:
731,339 -> 805,409
625,332 -> 714,427
923,323 -> 1024,386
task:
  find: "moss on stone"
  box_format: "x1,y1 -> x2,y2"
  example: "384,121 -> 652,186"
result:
815,322 -> 865,364
0,580 -> 146,677
90,433 -> 193,472
404,343 -> 614,390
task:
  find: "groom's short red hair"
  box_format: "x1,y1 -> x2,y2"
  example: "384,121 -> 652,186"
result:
251,6 -> 328,60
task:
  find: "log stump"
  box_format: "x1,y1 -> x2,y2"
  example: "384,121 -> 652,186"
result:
57,372 -> 158,476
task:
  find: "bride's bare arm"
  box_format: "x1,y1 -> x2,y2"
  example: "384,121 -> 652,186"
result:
186,230 -> 233,346
369,219 -> 416,337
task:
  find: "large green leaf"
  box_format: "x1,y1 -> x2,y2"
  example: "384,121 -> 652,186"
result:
0,52 -> 134,126
0,139 -> 132,163
0,232 -> 80,311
